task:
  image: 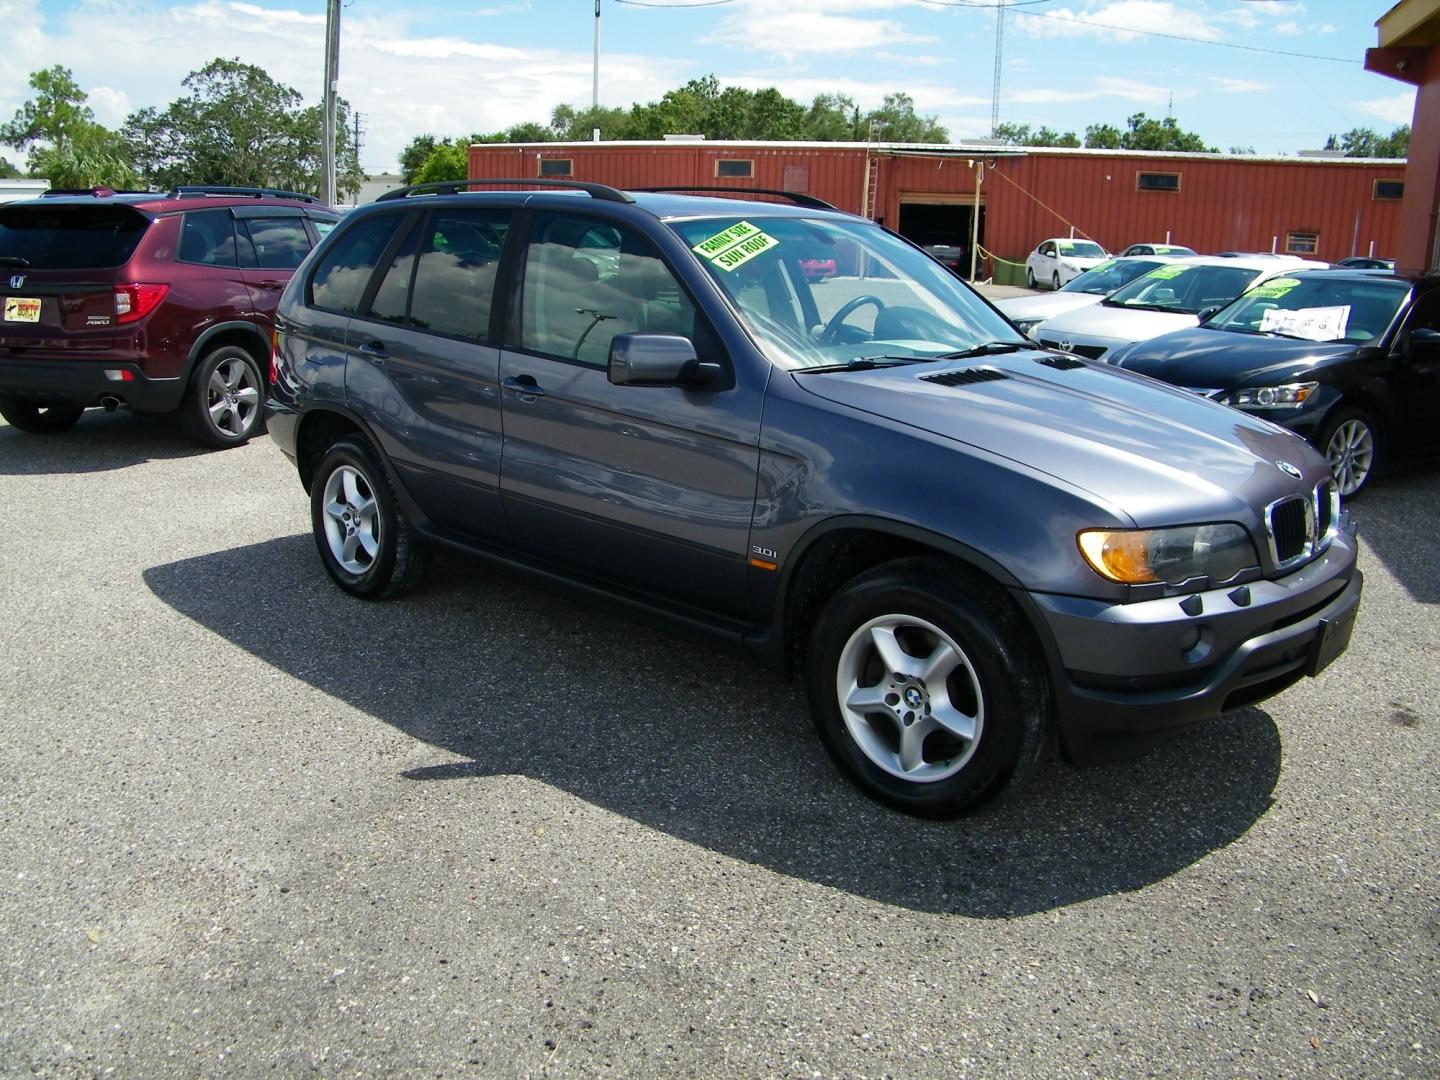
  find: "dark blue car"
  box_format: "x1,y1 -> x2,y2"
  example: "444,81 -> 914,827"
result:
266,181 -> 1361,817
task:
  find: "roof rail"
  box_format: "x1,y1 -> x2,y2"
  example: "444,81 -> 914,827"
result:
167,186 -> 321,203
375,178 -> 634,204
632,186 -> 839,211
40,187 -> 154,198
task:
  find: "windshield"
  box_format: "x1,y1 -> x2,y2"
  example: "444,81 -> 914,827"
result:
0,205 -> 150,270
1104,263 -> 1261,315
1207,275 -> 1409,344
1057,240 -> 1105,259
1061,258 -> 1168,296
667,215 -> 1024,369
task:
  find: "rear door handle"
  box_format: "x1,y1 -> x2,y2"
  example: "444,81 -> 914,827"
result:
502,374 -> 545,398
356,339 -> 389,361
254,279 -> 284,291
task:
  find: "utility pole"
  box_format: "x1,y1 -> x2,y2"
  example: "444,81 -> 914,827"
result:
592,0 -> 601,141
321,0 -> 341,204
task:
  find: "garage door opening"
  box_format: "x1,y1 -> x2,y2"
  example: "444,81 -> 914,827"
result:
898,200 -> 985,280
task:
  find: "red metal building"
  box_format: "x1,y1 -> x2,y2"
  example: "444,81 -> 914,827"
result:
467,140 -> 1405,270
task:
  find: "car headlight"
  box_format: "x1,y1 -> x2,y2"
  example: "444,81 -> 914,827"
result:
1060,261 -> 1077,272
1220,382 -> 1318,409
1011,317 -> 1043,336
1077,523 -> 1258,586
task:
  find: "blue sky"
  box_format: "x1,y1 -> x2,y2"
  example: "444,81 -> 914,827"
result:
0,0 -> 1415,174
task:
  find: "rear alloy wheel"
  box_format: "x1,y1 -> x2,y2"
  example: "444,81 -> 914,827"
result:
1319,407 -> 1378,498
179,345 -> 264,448
311,438 -> 430,599
806,557 -> 1047,818
0,396 -> 84,434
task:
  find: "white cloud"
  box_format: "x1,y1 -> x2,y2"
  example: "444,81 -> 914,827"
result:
87,86 -> 132,127
1007,76 -> 1170,107
1018,2 -> 1223,44
1356,92 -> 1416,127
1209,76 -> 1270,94
701,0 -> 936,61
1273,20 -> 1303,36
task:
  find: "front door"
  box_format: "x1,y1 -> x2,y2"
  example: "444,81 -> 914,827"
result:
497,210 -> 761,619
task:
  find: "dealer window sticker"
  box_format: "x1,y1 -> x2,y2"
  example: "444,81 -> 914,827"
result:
1146,264 -> 1187,280
693,221 -> 781,272
1259,304 -> 1350,342
1247,277 -> 1301,299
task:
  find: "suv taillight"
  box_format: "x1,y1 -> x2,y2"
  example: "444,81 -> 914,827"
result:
114,283 -> 170,324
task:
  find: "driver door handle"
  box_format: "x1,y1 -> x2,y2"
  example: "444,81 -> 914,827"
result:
503,374 -> 546,399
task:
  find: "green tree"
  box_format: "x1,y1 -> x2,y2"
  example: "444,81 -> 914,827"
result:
1084,122 -> 1123,149
0,156 -> 22,178
993,122 -> 1079,147
803,94 -> 863,141
399,134 -> 438,183
1118,112 -> 1213,152
29,125 -> 139,188
413,140 -> 468,183
0,66 -> 95,153
1329,125 -> 1409,158
549,104 -> 631,142
863,93 -> 947,143
122,58 -> 362,200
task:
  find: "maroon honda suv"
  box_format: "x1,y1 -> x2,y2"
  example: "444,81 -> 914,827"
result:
0,186 -> 339,447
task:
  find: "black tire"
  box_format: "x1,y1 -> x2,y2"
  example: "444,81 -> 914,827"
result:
178,345 -> 266,448
310,438 -> 430,599
805,557 -> 1048,818
0,396 -> 84,434
1316,406 -> 1380,499
1051,271 -> 1062,291
1025,267 -> 1036,288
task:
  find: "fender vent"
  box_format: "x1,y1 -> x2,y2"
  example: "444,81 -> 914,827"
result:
1035,354 -> 1086,370
922,368 -> 1010,387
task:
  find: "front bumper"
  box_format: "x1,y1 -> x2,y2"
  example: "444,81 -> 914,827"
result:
1031,529 -> 1362,763
0,357 -> 185,414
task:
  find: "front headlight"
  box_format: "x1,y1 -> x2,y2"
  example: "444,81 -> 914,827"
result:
1011,317 -> 1043,336
1060,261 -> 1077,272
1221,382 -> 1318,409
1077,523 -> 1258,586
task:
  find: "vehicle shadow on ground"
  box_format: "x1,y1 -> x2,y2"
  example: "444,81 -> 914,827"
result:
144,536 -> 1281,918
1346,469 -> 1440,604
0,410 -> 213,474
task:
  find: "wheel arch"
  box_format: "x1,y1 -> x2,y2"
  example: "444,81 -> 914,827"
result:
761,515 -> 1057,682
185,321 -> 271,385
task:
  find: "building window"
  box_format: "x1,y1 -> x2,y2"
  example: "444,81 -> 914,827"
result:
1374,179 -> 1405,200
1286,231 -> 1319,255
1136,171 -> 1181,192
782,164 -> 811,193
715,159 -> 754,179
538,158 -> 572,177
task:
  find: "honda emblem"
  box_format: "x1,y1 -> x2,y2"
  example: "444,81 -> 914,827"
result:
7,274 -> 23,289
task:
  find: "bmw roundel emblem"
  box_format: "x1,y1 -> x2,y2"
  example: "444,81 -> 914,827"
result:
7,274 -> 23,289
1276,460 -> 1303,479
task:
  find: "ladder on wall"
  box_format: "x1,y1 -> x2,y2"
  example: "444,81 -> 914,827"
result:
861,119 -> 882,220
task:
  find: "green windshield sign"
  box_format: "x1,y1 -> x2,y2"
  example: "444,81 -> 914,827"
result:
693,221 -> 781,272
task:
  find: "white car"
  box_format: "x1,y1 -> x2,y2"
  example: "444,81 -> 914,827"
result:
995,256 -> 1187,337
1118,242 -> 1197,258
1030,256 -> 1329,362
1024,238 -> 1109,290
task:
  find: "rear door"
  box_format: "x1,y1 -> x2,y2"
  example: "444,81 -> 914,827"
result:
496,209 -> 761,618
0,202 -> 151,349
234,206 -> 322,325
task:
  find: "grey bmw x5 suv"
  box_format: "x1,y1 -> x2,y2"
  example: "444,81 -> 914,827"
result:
267,180 -> 1361,817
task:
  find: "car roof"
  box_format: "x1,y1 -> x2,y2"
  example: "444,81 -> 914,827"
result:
15,187 -> 333,215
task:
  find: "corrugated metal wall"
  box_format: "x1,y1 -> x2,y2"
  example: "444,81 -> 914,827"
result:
468,143 -> 1406,264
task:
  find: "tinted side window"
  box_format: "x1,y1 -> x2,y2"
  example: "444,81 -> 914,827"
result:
519,213 -> 697,368
178,209 -> 238,266
407,209 -> 511,340
310,213 -> 406,314
238,217 -> 313,269
367,224 -> 421,327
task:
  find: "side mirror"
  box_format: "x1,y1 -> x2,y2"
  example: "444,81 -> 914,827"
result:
1408,326 -> 1440,359
608,332 -> 722,388
1197,305 -> 1222,323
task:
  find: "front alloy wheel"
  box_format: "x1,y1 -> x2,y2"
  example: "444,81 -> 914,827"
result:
835,614 -> 983,783
1321,410 -> 1377,498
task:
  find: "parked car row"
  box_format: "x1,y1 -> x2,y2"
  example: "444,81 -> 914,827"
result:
0,181 -> 1378,819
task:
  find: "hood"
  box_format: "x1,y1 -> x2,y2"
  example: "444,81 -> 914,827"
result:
791,349 -> 1326,527
1112,326 -> 1361,388
1034,301 -> 1201,344
994,292 -> 1103,323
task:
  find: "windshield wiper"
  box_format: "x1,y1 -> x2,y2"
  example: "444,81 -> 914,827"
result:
0,256 -> 31,268
934,341 -> 1027,360
796,356 -> 931,373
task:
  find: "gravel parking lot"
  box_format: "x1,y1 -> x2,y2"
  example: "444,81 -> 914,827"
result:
1,411 -> 1435,1079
